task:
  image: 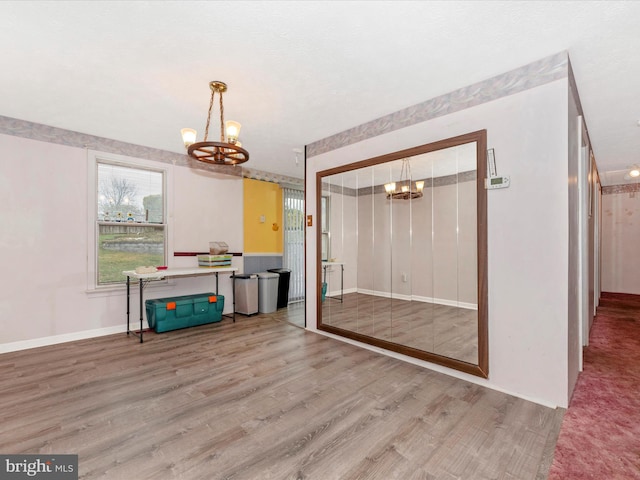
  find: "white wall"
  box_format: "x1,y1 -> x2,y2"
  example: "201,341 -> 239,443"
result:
307,79 -> 571,407
601,190 -> 640,294
0,134 -> 242,352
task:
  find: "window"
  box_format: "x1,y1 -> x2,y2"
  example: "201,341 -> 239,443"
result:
321,195 -> 330,261
95,162 -> 166,285
283,187 -> 305,301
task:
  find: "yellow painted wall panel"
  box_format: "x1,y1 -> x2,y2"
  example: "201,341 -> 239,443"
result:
243,178 -> 283,253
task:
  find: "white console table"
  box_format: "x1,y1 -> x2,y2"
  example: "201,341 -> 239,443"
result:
123,267 -> 238,343
322,262 -> 344,303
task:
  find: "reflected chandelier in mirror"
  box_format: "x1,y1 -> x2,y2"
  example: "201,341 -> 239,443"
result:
316,130 -> 488,378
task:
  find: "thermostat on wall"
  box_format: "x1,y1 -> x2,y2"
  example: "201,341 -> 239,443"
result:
485,148 -> 510,189
485,175 -> 510,189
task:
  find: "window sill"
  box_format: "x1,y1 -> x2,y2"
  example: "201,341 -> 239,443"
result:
97,221 -> 165,227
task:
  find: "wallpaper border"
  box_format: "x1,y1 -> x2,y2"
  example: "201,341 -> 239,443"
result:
0,115 -> 304,186
307,51 -> 568,158
602,183 -> 640,195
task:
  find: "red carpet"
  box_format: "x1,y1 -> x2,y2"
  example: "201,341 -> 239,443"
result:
548,292 -> 640,479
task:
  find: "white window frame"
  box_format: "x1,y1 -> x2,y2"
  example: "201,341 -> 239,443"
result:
86,150 -> 173,293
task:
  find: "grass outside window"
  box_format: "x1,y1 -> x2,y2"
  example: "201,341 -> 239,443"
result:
98,226 -> 164,284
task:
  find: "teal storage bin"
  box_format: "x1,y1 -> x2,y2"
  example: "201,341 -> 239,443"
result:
145,293 -> 225,333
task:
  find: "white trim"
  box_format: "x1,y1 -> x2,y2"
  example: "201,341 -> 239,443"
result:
577,116 -> 589,371
411,294 -> 478,311
355,288 -> 478,310
326,287 -> 357,297
242,252 -> 284,257
357,288 -> 393,299
0,324 -> 148,354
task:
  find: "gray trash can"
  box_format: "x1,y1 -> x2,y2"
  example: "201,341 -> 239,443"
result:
233,274 -> 258,316
257,272 -> 279,313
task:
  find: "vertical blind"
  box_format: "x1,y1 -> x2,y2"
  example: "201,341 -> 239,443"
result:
283,187 -> 305,302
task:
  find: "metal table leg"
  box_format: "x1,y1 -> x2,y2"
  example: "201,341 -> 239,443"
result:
323,264 -> 344,303
138,278 -> 144,343
126,276 -> 146,343
218,272 -> 236,322
126,275 -> 131,335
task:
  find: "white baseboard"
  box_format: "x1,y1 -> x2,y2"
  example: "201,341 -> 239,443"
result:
411,294 -> 478,311
0,322 -> 149,354
326,287 -> 357,297
356,289 -> 477,310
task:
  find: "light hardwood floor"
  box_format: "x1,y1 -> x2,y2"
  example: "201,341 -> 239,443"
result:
0,309 -> 562,479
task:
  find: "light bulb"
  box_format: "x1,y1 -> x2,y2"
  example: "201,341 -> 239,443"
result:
181,128 -> 197,147
225,120 -> 241,144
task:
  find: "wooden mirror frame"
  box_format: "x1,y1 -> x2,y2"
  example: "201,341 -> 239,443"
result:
316,130 -> 488,378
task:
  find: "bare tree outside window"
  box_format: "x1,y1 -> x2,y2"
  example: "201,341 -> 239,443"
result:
99,177 -> 140,218
96,162 -> 165,284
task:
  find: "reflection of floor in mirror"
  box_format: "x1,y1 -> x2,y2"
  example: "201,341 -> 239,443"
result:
322,292 -> 478,364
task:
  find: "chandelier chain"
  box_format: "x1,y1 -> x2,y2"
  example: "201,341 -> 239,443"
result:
400,158 -> 412,185
204,89 -> 216,142
219,91 -> 225,143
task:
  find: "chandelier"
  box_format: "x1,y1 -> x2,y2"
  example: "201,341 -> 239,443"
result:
181,81 -> 249,165
384,158 -> 425,200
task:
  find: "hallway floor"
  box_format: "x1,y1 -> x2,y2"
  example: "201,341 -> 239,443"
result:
549,292 -> 640,479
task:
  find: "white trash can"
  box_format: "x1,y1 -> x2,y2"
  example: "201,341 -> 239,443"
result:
257,272 -> 279,313
233,274 -> 258,316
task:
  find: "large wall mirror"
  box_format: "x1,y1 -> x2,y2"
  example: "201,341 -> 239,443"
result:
316,130 -> 488,377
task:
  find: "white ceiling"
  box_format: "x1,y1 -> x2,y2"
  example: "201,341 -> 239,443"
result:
1,1 -> 639,185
